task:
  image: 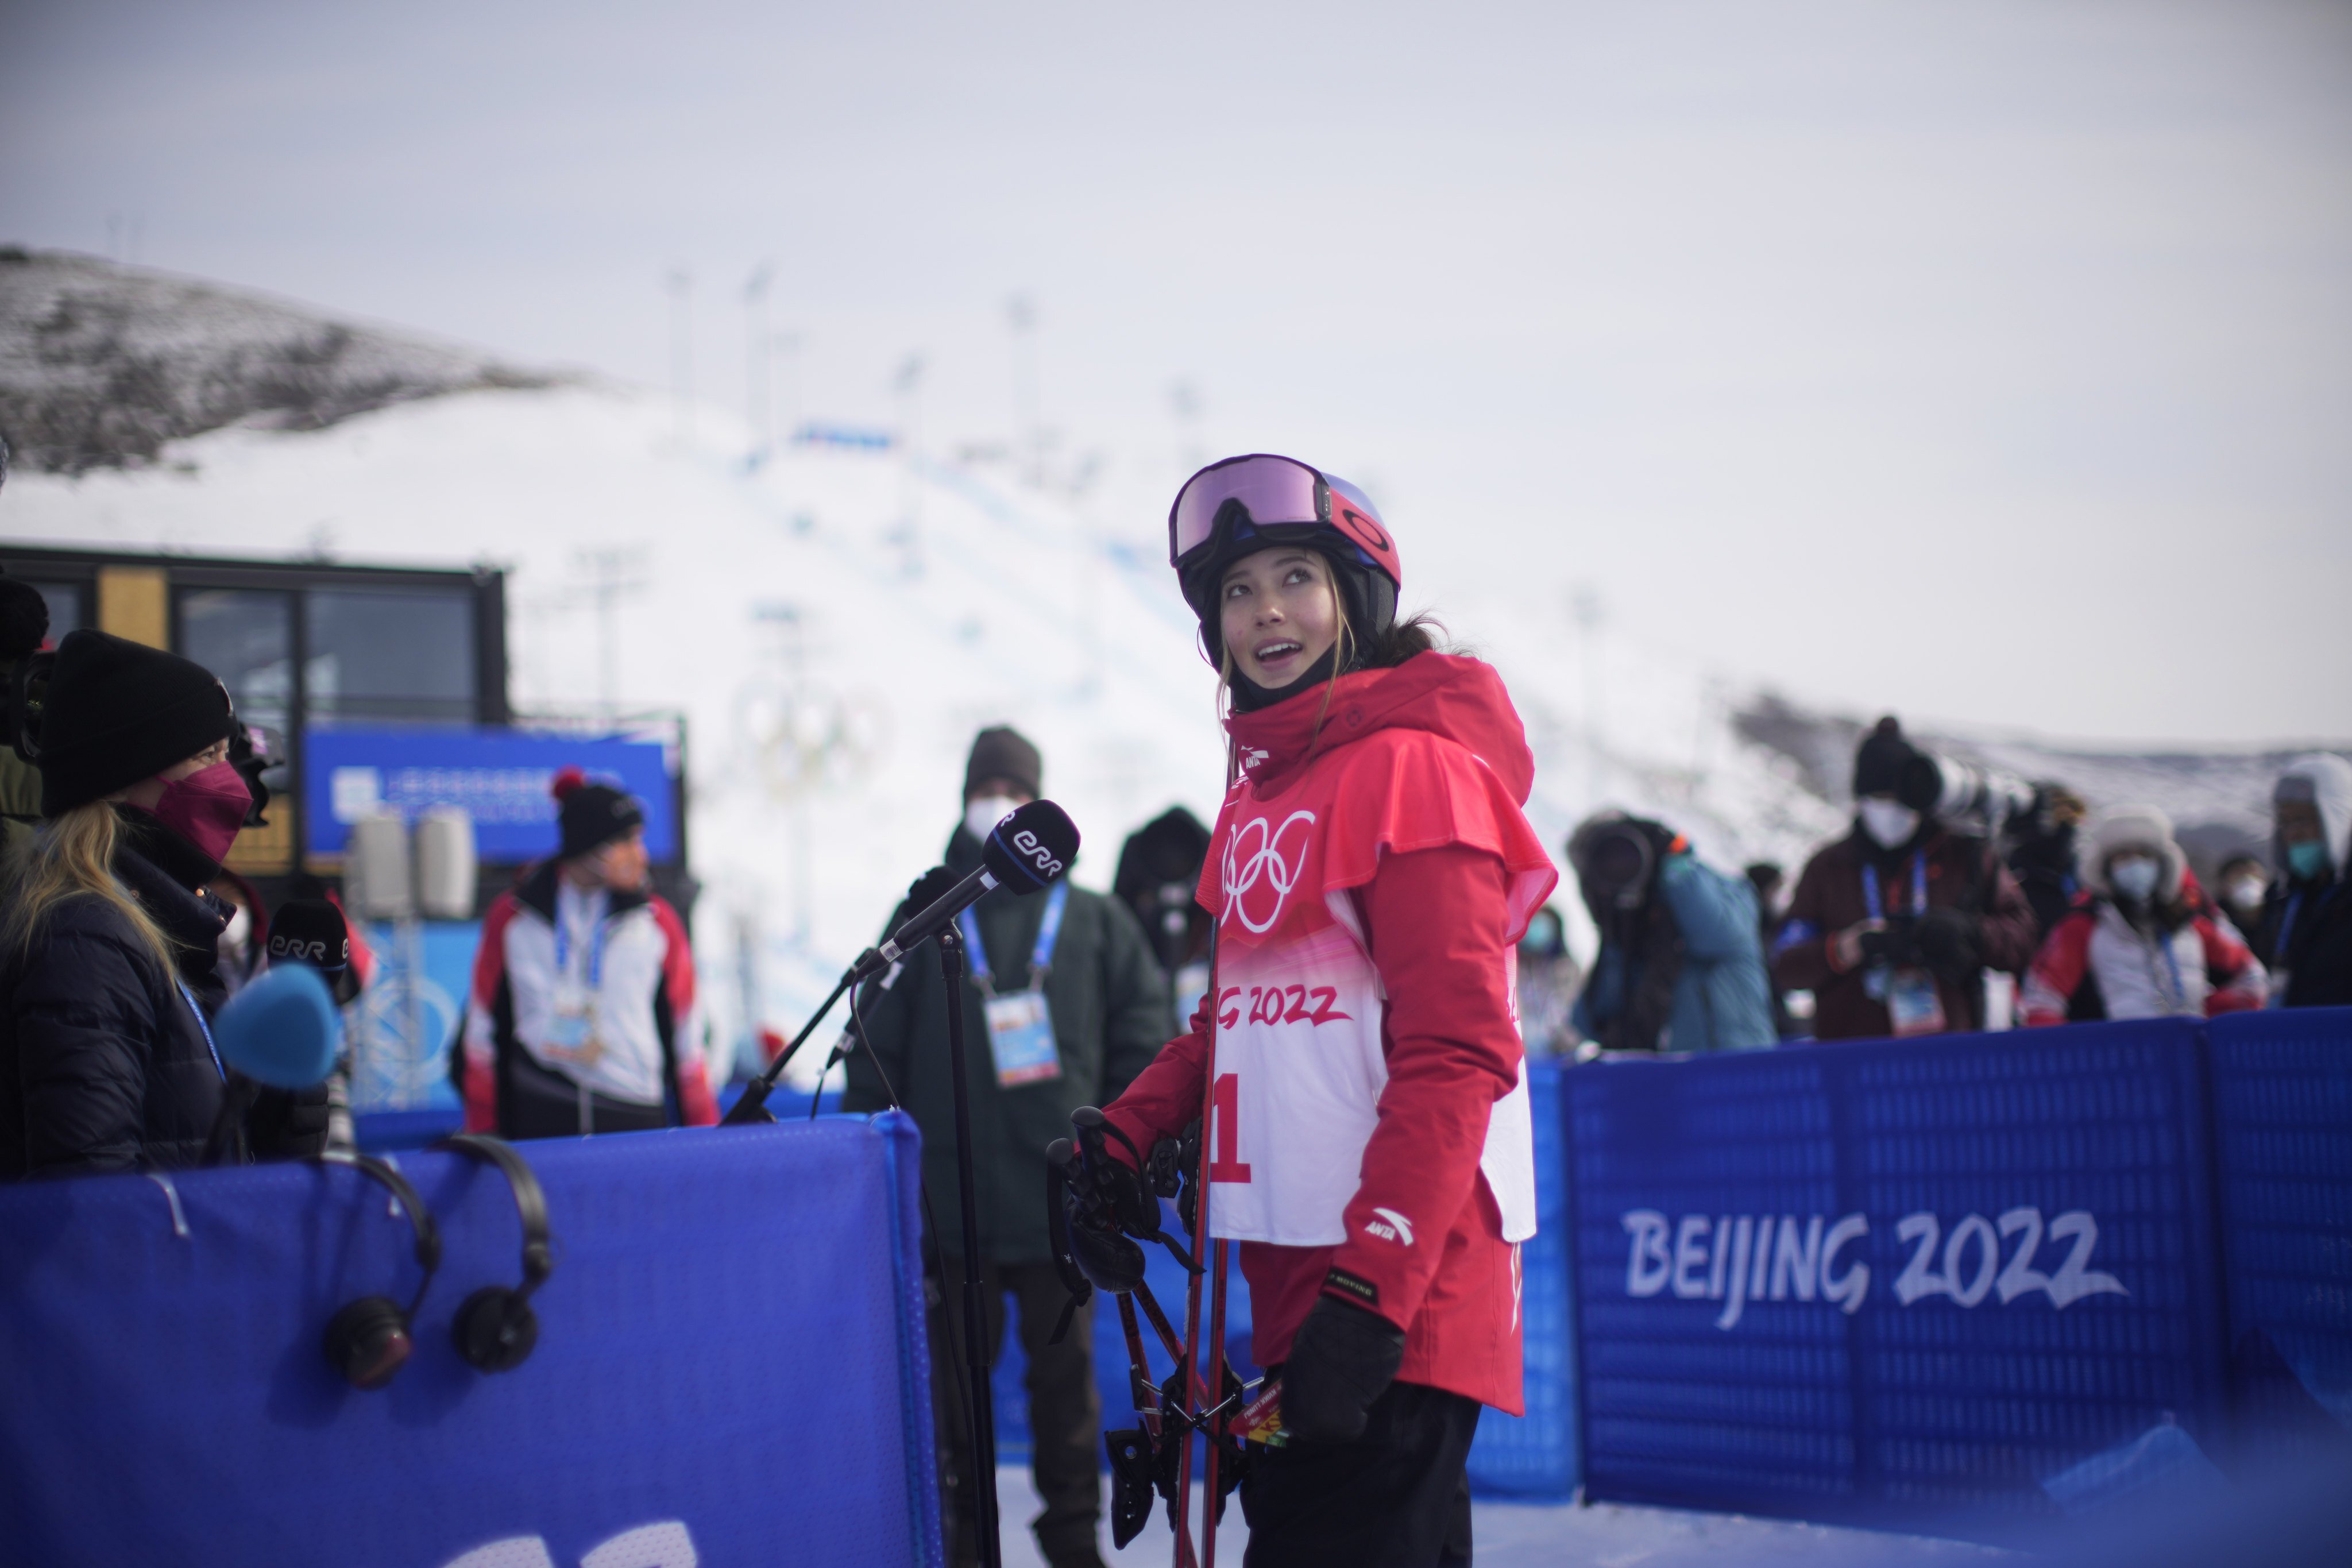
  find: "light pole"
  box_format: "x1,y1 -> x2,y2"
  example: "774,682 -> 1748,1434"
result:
744,262 -> 774,456
666,268 -> 694,441
1006,293 -> 1041,488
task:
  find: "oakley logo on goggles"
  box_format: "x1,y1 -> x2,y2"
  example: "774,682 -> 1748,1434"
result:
1168,454 -> 1393,570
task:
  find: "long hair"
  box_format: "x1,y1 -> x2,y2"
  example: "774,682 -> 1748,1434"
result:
1216,563 -> 1446,775
1,802 -> 179,972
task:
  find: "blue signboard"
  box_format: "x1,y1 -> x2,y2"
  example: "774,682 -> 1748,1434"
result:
1565,1019 -> 2227,1539
303,728 -> 678,862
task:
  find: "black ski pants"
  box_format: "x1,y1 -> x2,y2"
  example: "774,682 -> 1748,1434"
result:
1240,1378 -> 1478,1567
928,1254 -> 1103,1568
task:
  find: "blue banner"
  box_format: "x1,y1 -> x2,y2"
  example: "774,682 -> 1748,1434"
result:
303,728 -> 677,862
0,1119 -> 940,1568
1566,1020 -> 2227,1538
2207,1006 -> 2352,1445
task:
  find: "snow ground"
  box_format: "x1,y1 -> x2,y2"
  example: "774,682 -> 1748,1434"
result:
991,1467 -> 2016,1567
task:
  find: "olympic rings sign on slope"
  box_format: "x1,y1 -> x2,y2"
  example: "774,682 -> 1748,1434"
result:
1223,810 -> 1317,934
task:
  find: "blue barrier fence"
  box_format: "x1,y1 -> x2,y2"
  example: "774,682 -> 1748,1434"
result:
1563,1009 -> 2352,1541
0,1118 -> 940,1568
2206,1009 -> 2352,1446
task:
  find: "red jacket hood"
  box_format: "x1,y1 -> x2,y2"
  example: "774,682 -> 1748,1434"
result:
1225,653 -> 1538,803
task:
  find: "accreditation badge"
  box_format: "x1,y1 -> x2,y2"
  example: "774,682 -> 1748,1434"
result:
983,990 -> 1061,1086
1886,967 -> 1948,1037
546,983 -> 605,1065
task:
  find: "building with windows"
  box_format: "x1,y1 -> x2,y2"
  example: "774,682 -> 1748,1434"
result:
6,544 -> 507,891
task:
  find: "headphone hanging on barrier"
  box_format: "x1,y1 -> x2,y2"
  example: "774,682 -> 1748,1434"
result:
432,1133 -> 556,1373
318,1152 -> 443,1391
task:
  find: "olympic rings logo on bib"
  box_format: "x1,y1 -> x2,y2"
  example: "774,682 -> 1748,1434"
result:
1222,810 -> 1316,934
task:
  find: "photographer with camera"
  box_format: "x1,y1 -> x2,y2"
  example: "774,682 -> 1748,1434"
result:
1772,717 -> 2038,1041
1567,813 -> 1774,1054
2020,805 -> 2265,1025
0,631 -> 327,1176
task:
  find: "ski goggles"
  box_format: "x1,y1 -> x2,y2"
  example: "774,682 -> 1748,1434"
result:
1167,454 -> 1395,573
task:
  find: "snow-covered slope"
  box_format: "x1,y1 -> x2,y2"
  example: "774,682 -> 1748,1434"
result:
0,376 -> 1853,1070
0,247 -> 550,475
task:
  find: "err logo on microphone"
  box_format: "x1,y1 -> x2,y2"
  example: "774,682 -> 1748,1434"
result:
1009,827 -> 1064,880
1223,810 -> 1315,934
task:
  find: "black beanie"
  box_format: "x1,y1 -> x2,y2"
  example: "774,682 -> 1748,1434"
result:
37,630 -> 233,817
964,726 -> 1042,800
1853,716 -> 1918,799
552,767 -> 644,859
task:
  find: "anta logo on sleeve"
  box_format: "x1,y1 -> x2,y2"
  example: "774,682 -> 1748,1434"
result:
1223,810 -> 1316,934
1364,1207 -> 1415,1246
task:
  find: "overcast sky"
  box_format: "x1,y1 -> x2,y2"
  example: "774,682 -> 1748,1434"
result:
4,0 -> 2347,745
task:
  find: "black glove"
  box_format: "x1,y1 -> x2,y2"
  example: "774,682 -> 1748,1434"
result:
1049,1136 -> 1147,1296
1860,921 -> 1925,969
246,1083 -> 331,1162
1279,1295 -> 1405,1445
1913,906 -> 1979,978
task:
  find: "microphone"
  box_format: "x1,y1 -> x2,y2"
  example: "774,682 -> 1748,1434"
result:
215,961 -> 345,1090
204,963 -> 344,1164
723,799 -> 1082,1125
853,799 -> 1080,980
266,898 -> 360,1006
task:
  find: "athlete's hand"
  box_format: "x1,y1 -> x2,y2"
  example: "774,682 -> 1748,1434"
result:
1279,1296 -> 1405,1444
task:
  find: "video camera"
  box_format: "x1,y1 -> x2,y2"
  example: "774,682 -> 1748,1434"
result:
1898,751 -> 2034,837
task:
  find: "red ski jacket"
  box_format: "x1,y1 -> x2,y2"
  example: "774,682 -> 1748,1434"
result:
1104,654 -> 1556,1414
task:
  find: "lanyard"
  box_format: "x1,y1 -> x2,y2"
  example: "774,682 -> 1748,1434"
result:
553,902 -> 608,988
177,981 -> 226,1083
1860,855 -> 1928,923
960,881 -> 1068,995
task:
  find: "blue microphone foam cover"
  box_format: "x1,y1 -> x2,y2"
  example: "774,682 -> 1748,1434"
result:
213,963 -> 344,1089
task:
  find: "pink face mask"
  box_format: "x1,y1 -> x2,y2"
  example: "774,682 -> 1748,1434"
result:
146,760 -> 252,864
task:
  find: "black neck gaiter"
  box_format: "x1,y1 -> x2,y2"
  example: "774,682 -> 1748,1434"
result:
1227,644 -> 1342,714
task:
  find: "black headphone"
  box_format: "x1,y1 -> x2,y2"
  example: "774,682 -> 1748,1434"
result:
432,1134 -> 555,1373
318,1152 -> 443,1391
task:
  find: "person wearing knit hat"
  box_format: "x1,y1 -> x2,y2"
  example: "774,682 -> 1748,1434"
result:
1771,715 -> 2039,1041
842,725 -> 1173,1568
2019,805 -> 2267,1024
458,766 -> 717,1139
1,629 -> 328,1176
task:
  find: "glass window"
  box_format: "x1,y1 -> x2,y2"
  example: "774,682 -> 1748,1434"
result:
304,587 -> 476,724
178,588 -> 295,802
24,581 -> 83,647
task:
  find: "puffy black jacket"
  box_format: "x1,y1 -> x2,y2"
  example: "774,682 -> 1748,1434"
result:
1,815 -> 234,1177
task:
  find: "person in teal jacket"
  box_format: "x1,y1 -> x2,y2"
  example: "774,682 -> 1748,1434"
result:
1567,812 -> 1778,1053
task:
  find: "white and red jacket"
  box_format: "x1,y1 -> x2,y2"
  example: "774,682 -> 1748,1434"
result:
2021,892 -> 2266,1026
462,862 -> 718,1130
1104,654 -> 1557,1415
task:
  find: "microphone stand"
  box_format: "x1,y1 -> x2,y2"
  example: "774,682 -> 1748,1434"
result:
937,922 -> 1003,1568
721,971 -> 855,1125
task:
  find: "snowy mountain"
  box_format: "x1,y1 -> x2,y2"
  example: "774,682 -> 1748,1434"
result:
0,247 -> 551,476
3,262 -> 2337,1081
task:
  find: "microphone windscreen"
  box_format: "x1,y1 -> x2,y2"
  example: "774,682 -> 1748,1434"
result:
213,963 -> 343,1090
265,898 -> 350,975
983,800 -> 1080,895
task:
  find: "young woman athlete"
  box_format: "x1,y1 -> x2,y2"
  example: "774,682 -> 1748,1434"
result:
1096,455 -> 1557,1566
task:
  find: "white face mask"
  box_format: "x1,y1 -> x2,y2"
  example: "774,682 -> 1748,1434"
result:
2227,876 -> 2267,911
964,795 -> 1019,844
2109,855 -> 2162,903
1858,798 -> 1921,849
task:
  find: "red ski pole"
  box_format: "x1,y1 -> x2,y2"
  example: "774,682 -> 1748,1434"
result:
1173,929 -> 1223,1568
